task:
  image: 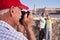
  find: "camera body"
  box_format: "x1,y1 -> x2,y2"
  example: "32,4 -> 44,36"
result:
19,11 -> 30,25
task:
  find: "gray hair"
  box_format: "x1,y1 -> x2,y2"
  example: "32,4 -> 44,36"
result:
0,9 -> 9,15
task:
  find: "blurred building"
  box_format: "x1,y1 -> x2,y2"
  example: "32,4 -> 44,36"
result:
32,7 -> 60,20
32,7 -> 60,14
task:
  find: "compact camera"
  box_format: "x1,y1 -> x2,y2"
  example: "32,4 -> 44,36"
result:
19,11 -> 30,25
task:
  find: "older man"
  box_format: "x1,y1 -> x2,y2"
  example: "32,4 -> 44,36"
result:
0,0 -> 36,40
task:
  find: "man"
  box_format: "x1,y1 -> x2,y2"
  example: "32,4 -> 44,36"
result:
39,12 -> 46,40
0,0 -> 36,40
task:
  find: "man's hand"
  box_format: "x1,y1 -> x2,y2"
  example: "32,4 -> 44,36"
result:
23,11 -> 33,26
17,11 -> 33,34
17,23 -> 25,34
22,11 -> 36,40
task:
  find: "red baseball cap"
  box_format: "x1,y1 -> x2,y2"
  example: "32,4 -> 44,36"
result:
0,0 -> 29,10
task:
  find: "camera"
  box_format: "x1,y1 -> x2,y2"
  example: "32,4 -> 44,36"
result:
19,11 -> 30,25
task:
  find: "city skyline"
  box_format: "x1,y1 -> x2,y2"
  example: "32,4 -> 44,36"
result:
21,0 -> 60,10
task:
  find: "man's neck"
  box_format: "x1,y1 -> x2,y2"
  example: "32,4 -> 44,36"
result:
0,17 -> 15,27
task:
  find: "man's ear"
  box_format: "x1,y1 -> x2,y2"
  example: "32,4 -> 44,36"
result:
9,6 -> 14,16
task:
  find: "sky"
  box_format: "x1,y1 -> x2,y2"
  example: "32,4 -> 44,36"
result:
21,0 -> 60,10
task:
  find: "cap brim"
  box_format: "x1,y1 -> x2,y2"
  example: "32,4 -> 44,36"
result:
19,3 -> 29,10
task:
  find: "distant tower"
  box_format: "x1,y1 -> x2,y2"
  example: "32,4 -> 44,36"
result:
33,4 -> 36,14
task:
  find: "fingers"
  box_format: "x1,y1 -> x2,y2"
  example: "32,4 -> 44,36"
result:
28,11 -> 33,20
28,10 -> 32,17
24,14 -> 27,20
21,10 -> 33,27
